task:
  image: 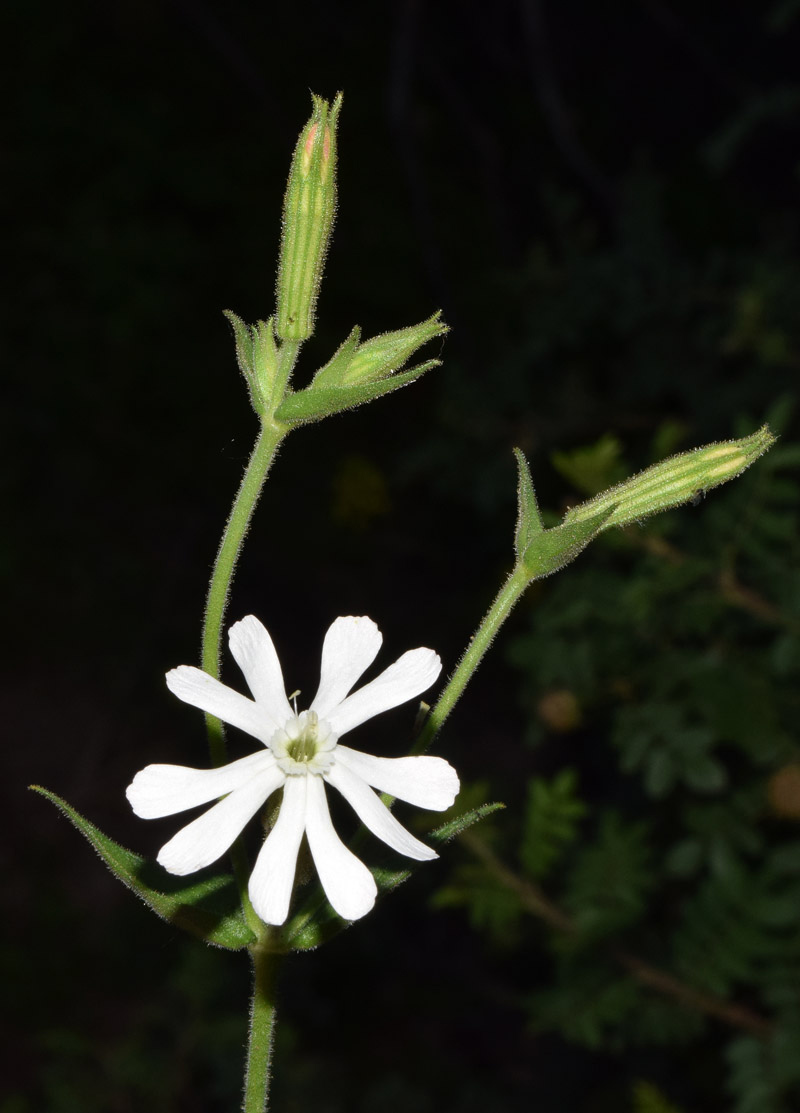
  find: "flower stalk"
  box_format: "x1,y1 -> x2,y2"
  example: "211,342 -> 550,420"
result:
243,947 -> 283,1113
417,563 -> 531,752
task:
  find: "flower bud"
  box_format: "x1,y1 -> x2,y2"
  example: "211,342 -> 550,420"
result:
341,313 -> 447,386
276,92 -> 342,341
563,425 -> 775,531
312,312 -> 448,389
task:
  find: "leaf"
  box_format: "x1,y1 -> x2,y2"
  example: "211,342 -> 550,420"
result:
283,802 -> 504,950
520,505 -> 617,580
274,362 -> 438,426
31,786 -> 256,950
551,432 -> 625,496
564,812 -> 653,942
513,448 -> 544,560
632,1080 -> 686,1113
520,768 -> 586,881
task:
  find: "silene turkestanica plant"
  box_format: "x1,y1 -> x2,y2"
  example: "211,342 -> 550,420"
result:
33,92 -> 775,1111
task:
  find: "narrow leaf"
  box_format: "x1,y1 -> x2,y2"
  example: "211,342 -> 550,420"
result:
274,362 -> 439,426
32,786 -> 256,950
513,448 -> 544,559
520,506 -> 616,579
284,802 -> 505,950
223,309 -> 265,415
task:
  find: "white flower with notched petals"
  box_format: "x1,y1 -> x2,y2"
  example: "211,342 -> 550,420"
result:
127,616 -> 459,925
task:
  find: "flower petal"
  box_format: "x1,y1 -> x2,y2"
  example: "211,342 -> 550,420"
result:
310,616 -> 383,719
127,750 -> 277,818
311,618 -> 382,721
335,746 -> 459,811
228,616 -> 293,728
326,648 -> 442,737
156,763 -> 285,875
304,775 -> 377,921
325,762 -> 437,861
166,666 -> 273,743
248,776 -> 308,926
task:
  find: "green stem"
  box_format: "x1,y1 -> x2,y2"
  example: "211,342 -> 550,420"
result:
243,946 -> 283,1113
199,340 -> 299,932
202,335 -> 300,764
417,562 -> 530,751
201,416 -> 288,764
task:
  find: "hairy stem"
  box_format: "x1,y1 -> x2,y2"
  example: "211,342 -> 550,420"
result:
418,563 -> 530,751
242,946 -> 283,1113
202,416 -> 288,764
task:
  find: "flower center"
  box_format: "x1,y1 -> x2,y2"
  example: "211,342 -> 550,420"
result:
268,709 -> 338,776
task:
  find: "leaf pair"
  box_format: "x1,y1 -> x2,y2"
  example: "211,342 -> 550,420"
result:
31,785 -> 501,952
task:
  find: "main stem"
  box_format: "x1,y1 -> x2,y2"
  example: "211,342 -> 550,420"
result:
200,339 -> 298,930
417,562 -> 530,751
201,416 -> 288,766
243,945 -> 283,1113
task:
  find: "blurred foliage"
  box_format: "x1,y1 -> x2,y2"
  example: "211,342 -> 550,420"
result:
442,409 -> 800,1111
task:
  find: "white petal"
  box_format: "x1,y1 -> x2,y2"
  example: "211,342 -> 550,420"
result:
326,648 -> 442,737
326,762 -> 437,861
248,777 -> 308,926
156,764 -> 284,875
166,666 -> 273,743
304,775 -> 377,921
310,616 -> 383,718
127,750 -> 277,818
228,616 -> 293,728
335,746 -> 459,811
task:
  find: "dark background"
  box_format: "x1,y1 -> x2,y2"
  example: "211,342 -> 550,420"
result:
6,1 -> 800,1110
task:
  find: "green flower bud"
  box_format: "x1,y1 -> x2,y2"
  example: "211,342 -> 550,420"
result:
312,312 -> 448,389
563,425 -> 775,531
276,92 -> 342,341
342,313 -> 448,386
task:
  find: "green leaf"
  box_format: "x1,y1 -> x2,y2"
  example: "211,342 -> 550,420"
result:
310,326 -> 362,387
632,1079 -> 686,1113
284,802 -> 504,950
513,448 -> 544,560
31,786 -> 256,950
565,812 -> 652,942
222,310 -> 282,417
223,309 -> 255,379
274,362 -> 439,426
521,768 -> 586,881
520,505 -> 616,580
551,432 -> 625,496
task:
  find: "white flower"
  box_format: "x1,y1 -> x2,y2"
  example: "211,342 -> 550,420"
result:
127,615 -> 459,926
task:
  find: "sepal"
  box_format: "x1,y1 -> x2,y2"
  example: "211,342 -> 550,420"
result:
31,786 -> 256,950
282,801 -> 504,950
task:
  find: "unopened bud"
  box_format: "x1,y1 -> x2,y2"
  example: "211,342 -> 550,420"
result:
313,312 -> 447,389
276,92 -> 342,341
342,313 -> 447,385
563,425 -> 775,531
